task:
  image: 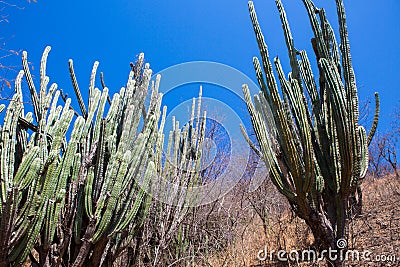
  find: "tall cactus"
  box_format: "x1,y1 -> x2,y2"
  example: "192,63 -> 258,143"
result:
241,1 -> 379,265
146,88 -> 207,266
0,46 -> 209,267
0,46 -> 170,266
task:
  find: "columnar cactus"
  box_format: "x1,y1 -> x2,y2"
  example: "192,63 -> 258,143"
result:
143,88 -> 207,266
0,47 -> 167,266
241,1 -> 379,265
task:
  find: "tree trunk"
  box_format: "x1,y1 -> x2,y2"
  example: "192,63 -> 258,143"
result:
295,198 -> 345,267
71,219 -> 96,267
88,237 -> 108,267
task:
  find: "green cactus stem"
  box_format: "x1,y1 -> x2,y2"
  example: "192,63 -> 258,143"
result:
241,1 -> 379,265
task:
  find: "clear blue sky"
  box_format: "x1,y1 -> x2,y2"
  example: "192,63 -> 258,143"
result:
2,0 -> 399,133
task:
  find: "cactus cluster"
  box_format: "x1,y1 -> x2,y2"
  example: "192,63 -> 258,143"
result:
0,46 -> 206,266
146,88 -> 207,265
241,0 -> 379,259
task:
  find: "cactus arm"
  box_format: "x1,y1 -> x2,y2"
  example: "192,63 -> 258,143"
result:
271,59 -> 307,193
46,90 -> 61,130
242,85 -> 296,200
10,196 -> 35,248
357,126 -> 369,180
288,77 -> 314,193
335,0 -> 364,197
275,0 -> 302,83
41,110 -> 75,249
94,151 -> 122,219
42,109 -> 74,195
93,119 -> 106,200
50,117 -> 85,245
39,46 -> 51,110
10,200 -> 48,264
249,4 -> 307,189
239,124 -> 262,158
68,59 -> 88,118
99,72 -> 106,90
22,51 -> 40,120
252,58 -> 270,106
1,91 -> 23,204
45,83 -> 58,110
299,51 -> 337,191
89,61 -> 99,100
81,88 -> 101,141
85,166 -> 95,218
195,86 -> 203,135
301,0 -> 329,59
318,9 -> 341,70
124,133 -> 147,187
93,88 -> 108,142
91,93 -> 120,202
14,146 -> 40,188
110,161 -> 155,236
248,2 -> 280,104
275,59 -> 314,180
335,0 -> 358,106
155,106 -> 167,172
92,151 -> 129,242
367,92 -> 380,145
298,50 -> 322,124
0,187 -> 17,264
63,152 -> 81,233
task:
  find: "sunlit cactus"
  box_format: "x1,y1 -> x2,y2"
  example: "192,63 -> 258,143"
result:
144,87 -> 207,266
241,1 -> 379,265
0,46 -> 168,266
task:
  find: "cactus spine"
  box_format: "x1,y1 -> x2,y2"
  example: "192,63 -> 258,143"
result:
241,1 -> 379,264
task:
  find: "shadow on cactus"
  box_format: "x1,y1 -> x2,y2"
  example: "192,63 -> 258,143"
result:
0,46 -> 206,266
241,1 -> 380,266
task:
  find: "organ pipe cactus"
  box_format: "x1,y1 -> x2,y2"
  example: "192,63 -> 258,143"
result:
241,1 -> 379,265
0,46 -> 177,266
146,88 -> 207,266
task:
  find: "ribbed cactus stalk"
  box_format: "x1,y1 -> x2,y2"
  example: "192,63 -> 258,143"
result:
145,88 -> 207,266
241,1 -> 379,265
0,46 -> 174,266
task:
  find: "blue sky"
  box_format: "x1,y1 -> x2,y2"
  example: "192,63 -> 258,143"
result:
2,0 -> 399,134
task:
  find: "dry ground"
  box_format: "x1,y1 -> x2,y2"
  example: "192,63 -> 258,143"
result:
204,175 -> 400,267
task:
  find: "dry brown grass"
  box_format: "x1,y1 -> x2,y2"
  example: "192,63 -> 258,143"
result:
202,174 -> 400,267
346,174 -> 400,266
204,214 -> 313,267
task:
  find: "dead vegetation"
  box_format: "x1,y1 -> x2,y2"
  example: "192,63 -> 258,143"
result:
200,174 -> 400,267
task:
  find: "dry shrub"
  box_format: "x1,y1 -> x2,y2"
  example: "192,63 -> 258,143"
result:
347,174 -> 400,265
199,177 -> 313,267
201,174 -> 400,267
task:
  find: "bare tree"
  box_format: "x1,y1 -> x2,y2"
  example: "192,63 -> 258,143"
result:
368,132 -> 391,178
381,134 -> 398,178
0,1 -> 36,98
368,104 -> 399,178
